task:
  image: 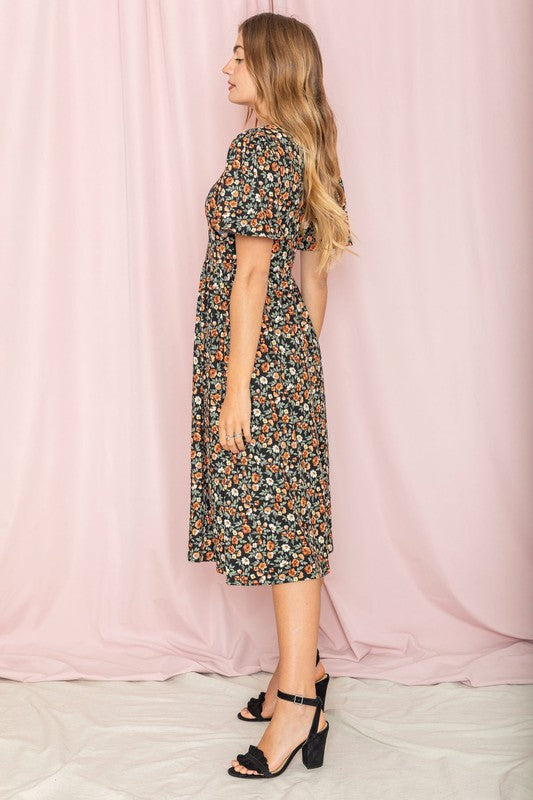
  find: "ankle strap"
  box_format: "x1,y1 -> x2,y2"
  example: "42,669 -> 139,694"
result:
277,689 -> 323,738
277,689 -> 322,708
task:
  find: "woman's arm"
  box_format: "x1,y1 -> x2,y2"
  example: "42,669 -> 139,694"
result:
219,233 -> 273,453
226,233 -> 273,389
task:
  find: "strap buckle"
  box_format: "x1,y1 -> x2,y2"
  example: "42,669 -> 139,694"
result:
293,694 -> 304,704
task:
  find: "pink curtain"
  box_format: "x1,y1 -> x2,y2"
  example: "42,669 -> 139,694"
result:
0,0 -> 531,684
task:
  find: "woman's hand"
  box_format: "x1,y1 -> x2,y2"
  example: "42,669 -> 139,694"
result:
218,384 -> 254,453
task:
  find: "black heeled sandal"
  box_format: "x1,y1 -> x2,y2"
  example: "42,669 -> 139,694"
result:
237,648 -> 330,722
228,688 -> 329,778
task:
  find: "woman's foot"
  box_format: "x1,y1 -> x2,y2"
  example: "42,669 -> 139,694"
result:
238,659 -> 326,720
230,690 -> 328,775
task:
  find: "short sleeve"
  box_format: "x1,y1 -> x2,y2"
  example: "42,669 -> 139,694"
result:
218,131 -> 288,240
294,175 -> 353,249
293,220 -> 317,251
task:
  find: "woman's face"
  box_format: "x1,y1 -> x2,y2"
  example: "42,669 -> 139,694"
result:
222,33 -> 257,108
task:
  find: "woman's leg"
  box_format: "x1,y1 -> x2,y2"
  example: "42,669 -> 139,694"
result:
238,579 -> 326,718
231,575 -> 327,775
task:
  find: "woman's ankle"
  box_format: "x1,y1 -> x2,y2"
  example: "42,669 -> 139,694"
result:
274,659 -> 325,682
277,684 -> 318,702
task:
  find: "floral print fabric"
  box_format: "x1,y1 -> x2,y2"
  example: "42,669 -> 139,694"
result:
188,124 -> 350,586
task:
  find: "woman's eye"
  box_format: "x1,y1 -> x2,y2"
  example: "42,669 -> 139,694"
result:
234,58 -> 243,63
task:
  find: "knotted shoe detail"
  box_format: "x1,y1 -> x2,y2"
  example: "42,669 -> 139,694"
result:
235,744 -> 271,776
243,691 -> 267,721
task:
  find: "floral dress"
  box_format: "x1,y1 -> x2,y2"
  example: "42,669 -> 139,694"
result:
188,123 -> 351,586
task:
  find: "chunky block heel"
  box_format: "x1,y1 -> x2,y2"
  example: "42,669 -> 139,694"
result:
237,647 -> 330,721
315,671 -> 329,711
302,718 -> 329,769
228,686 -> 329,779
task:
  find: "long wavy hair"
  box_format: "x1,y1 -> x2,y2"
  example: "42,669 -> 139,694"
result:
238,12 -> 358,274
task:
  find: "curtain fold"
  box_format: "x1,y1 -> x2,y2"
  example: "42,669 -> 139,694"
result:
0,0 -> 531,684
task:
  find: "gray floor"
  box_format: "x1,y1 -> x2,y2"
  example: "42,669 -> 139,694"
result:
1,671 -> 532,799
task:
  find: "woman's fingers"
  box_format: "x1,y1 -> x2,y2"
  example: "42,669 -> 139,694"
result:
224,433 -> 239,453
219,423 -> 252,452
234,432 -> 246,452
218,391 -> 254,451
219,424 -> 239,452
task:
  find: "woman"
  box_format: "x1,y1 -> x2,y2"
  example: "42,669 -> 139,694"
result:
188,12 -> 354,779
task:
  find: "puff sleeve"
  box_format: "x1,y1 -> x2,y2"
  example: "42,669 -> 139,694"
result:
294,175 -> 353,250
218,131 -> 289,240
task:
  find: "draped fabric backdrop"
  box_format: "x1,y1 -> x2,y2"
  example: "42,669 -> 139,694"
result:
0,0 -> 532,684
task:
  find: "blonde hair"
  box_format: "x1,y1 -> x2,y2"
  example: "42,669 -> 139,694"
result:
239,11 -> 358,275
